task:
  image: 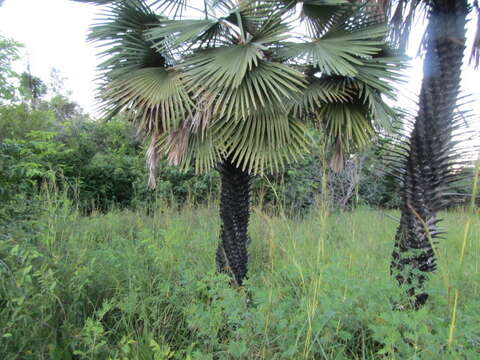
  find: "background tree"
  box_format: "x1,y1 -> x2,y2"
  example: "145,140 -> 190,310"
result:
0,34 -> 21,102
84,0 -> 401,286
20,71 -> 48,109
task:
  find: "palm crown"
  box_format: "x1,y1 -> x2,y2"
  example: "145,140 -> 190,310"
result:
86,0 -> 402,183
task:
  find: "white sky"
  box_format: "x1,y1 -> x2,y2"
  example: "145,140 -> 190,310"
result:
0,0 -> 478,135
0,0 -> 98,113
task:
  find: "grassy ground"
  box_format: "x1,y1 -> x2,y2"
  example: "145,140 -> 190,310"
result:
1,196 -> 479,359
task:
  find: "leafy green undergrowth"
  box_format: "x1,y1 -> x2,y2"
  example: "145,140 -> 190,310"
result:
1,197 -> 479,359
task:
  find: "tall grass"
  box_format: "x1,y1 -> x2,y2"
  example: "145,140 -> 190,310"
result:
0,189 -> 479,359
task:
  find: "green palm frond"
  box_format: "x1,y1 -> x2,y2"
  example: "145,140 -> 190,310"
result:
247,10 -> 290,44
213,61 -> 305,119
89,0 -> 164,80
151,121 -> 222,173
181,130 -> 222,173
295,0 -> 388,39
319,102 -> 376,152
353,80 -> 397,128
150,0 -> 195,18
300,0 -> 354,37
290,76 -> 354,117
181,44 -> 263,91
145,3 -> 291,55
213,110 -> 312,174
351,55 -> 404,97
279,25 -> 387,76
146,18 -> 235,54
103,67 -> 193,135
291,51 -> 403,152
181,45 -> 305,120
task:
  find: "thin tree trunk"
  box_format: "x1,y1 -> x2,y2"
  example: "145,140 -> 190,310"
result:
216,157 -> 251,286
391,0 -> 468,308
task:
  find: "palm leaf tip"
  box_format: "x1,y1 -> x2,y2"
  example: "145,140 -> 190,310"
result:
87,0 -> 166,82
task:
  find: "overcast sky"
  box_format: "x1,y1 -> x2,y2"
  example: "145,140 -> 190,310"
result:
0,0 -> 98,113
0,0 -> 478,134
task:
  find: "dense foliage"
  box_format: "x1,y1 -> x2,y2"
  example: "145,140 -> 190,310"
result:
0,100 -> 402,216
1,193 -> 479,359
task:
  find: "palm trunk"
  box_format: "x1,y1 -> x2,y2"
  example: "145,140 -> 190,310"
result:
391,0 -> 468,308
216,157 -> 251,286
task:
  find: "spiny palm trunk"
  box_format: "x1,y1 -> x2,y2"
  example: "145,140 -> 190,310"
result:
216,157 -> 251,286
391,0 -> 468,308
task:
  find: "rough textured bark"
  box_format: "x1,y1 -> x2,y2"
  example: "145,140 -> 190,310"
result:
391,0 -> 468,308
216,157 -> 251,286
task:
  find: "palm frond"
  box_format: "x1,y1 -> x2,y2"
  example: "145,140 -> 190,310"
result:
300,0 -> 388,38
150,0 -> 195,18
182,44 -> 263,89
145,3 -> 291,57
181,45 -> 305,120
146,18 -> 235,54
161,124 -> 222,173
279,25 -> 387,76
83,0 -> 402,178
319,103 -> 376,152
248,9 -> 291,44
88,0 -> 165,80
300,0 -> 354,37
290,76 -> 355,117
351,55 -> 404,96
213,110 -> 312,174
102,67 -> 193,135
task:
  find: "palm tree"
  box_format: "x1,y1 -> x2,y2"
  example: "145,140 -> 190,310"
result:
381,0 -> 478,308
81,0 -> 401,286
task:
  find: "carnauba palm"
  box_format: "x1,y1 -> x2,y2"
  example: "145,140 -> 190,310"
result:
380,0 -> 478,308
81,0 -> 402,286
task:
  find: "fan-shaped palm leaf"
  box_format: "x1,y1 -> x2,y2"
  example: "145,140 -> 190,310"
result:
280,25 -> 387,76
103,67 -> 193,135
213,110 -> 310,174
88,0 -> 164,77
181,45 -> 306,122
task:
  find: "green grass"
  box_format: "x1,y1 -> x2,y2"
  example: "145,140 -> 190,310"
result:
1,197 -> 479,359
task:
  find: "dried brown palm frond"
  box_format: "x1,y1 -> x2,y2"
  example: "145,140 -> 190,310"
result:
146,134 -> 161,188
188,93 -> 215,137
330,139 -> 345,173
166,125 -> 190,166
